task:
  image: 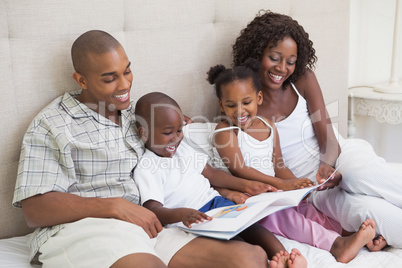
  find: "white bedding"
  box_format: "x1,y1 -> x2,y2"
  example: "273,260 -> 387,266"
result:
0,235 -> 39,268
1,234 -> 401,267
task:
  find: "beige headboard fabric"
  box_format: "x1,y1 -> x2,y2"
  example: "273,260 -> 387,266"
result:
0,0 -> 349,239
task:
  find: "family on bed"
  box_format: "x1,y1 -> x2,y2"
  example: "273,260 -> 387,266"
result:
13,10 -> 402,268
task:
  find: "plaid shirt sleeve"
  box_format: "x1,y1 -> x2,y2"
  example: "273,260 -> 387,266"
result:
13,109 -> 76,207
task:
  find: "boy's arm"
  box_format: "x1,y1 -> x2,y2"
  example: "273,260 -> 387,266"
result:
202,164 -> 276,196
144,200 -> 211,228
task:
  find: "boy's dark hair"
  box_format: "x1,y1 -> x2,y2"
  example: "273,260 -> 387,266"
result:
207,58 -> 261,99
232,10 -> 317,86
134,92 -> 181,130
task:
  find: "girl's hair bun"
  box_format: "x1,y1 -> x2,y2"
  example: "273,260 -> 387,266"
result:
207,64 -> 227,84
242,58 -> 260,73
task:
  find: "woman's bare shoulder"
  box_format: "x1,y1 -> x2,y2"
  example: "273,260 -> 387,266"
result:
293,69 -> 319,95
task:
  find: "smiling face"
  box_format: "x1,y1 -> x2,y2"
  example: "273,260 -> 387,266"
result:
144,105 -> 184,158
218,78 -> 263,130
74,45 -> 133,117
260,36 -> 297,90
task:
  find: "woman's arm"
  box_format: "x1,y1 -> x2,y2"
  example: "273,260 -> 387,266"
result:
294,70 -> 341,184
22,192 -> 163,238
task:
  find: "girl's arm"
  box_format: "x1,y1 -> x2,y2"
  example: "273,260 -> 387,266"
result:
202,164 -> 276,196
294,70 -> 342,185
214,187 -> 250,204
213,123 -> 312,190
144,200 -> 211,228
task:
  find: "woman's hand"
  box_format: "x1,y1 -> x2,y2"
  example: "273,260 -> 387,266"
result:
316,163 -> 334,184
316,163 -> 342,190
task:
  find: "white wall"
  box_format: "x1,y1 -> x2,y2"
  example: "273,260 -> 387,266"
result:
349,0 -> 401,87
349,0 -> 402,163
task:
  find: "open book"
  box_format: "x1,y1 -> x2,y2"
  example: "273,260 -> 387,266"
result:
176,168 -> 339,240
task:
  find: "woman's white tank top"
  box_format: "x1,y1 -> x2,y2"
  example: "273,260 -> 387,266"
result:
274,83 -> 320,181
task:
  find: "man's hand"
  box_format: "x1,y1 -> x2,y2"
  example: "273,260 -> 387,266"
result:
108,198 -> 163,238
21,192 -> 163,238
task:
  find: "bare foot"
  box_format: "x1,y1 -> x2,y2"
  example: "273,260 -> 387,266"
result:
288,249 -> 307,268
270,249 -> 307,268
367,235 -> 387,252
330,219 -> 376,263
270,250 -> 289,268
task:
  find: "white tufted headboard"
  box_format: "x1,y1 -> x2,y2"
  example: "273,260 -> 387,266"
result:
0,0 -> 349,239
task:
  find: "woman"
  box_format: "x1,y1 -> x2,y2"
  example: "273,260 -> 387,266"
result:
231,10 -> 402,249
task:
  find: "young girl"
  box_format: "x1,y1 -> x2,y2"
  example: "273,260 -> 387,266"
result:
208,58 -> 377,263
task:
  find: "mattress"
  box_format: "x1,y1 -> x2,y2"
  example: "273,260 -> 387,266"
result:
1,233 -> 402,267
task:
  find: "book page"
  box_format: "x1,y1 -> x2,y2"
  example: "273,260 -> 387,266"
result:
176,164 -> 341,239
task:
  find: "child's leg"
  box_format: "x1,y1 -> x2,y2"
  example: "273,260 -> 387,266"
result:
296,201 -> 342,233
239,223 -> 285,260
259,207 -> 339,251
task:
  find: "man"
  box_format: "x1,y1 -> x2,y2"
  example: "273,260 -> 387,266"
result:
13,30 -> 268,267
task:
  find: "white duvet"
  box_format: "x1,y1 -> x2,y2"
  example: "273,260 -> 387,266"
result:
1,233 -> 401,268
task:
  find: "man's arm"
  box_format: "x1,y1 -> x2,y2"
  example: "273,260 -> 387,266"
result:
21,192 -> 163,238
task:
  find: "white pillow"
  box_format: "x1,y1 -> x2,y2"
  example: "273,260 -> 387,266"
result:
183,122 -> 217,158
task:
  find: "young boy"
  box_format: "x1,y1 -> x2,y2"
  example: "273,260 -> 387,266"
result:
133,92 -> 307,268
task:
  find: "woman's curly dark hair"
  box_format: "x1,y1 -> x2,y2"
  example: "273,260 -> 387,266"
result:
232,10 -> 317,86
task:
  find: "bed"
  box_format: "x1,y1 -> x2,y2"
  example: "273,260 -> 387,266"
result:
2,229 -> 402,268
1,0 -> 401,267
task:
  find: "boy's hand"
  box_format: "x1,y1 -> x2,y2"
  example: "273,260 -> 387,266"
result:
181,208 -> 212,228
